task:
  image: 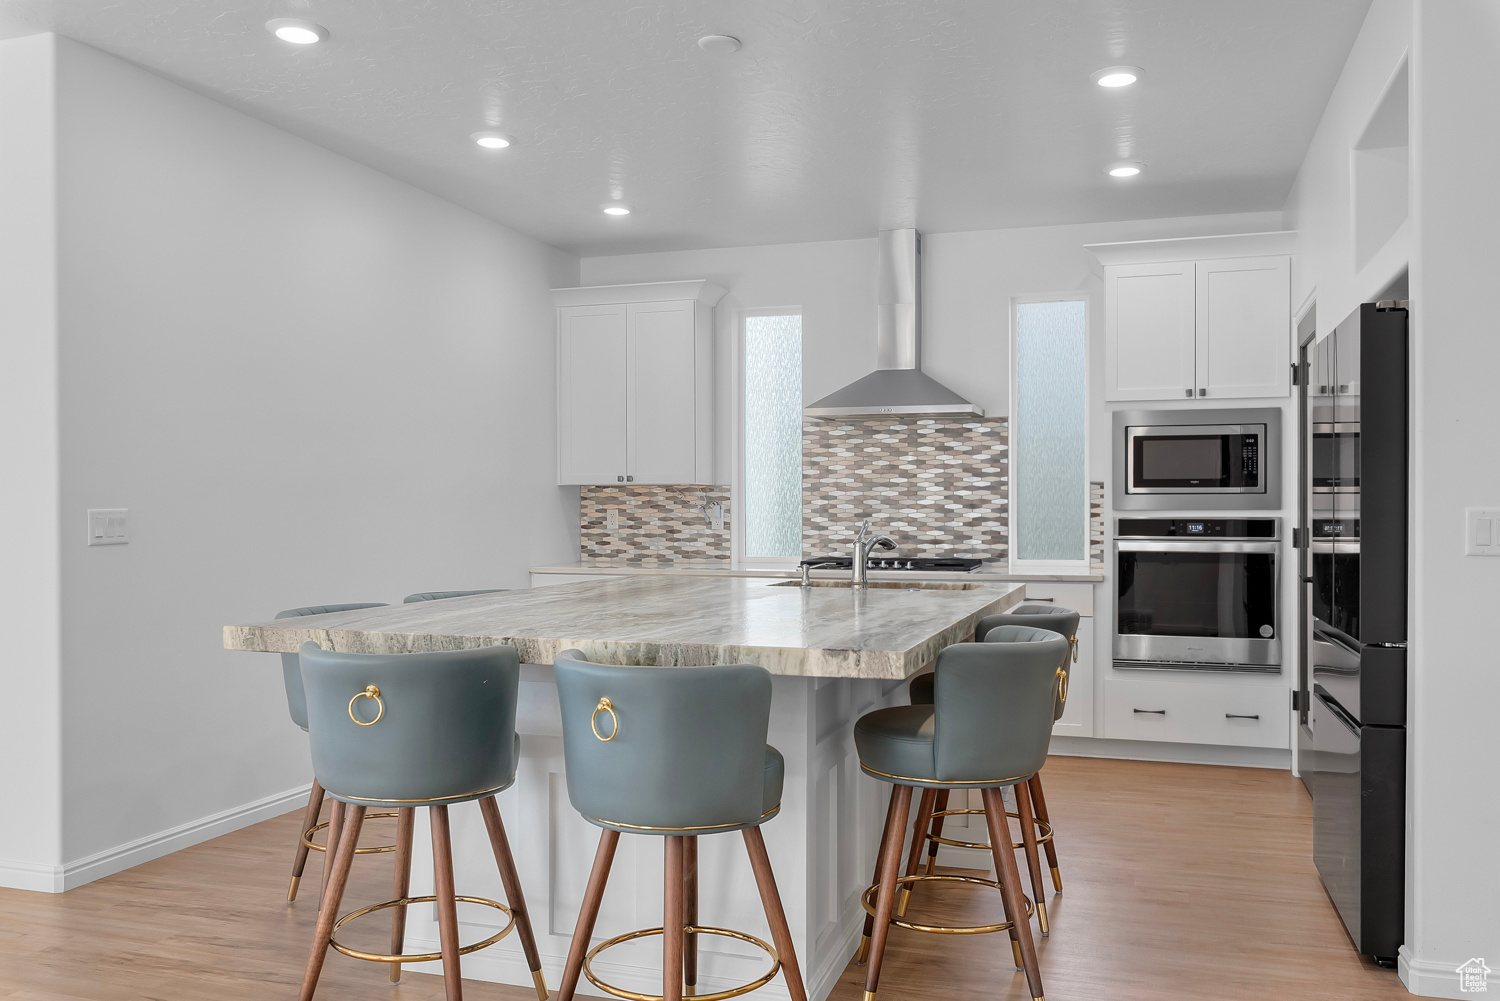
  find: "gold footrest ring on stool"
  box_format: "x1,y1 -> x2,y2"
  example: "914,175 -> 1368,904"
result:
860,873 -> 1033,936
583,925 -> 780,1001
921,809 -> 1053,872
303,812 -> 401,855
328,895 -> 515,963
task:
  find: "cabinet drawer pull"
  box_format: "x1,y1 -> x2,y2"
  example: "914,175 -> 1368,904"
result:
1225,713 -> 1261,720
1133,708 -> 1166,715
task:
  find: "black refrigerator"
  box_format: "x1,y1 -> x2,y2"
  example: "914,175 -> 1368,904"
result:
1296,300 -> 1408,967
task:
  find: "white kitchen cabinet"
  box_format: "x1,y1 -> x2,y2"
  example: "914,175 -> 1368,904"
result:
1103,262 -> 1197,401
553,281 -> 725,486
1053,617 -> 1094,737
1089,232 -> 1295,403
1102,676 -> 1289,749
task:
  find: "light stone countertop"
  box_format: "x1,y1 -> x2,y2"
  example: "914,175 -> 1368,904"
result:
224,576 -> 1026,680
529,561 -> 1104,584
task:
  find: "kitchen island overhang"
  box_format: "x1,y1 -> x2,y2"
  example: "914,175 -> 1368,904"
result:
224,576 -> 1026,1001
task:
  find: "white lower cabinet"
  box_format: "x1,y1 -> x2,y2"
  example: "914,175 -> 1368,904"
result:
1103,676 -> 1289,749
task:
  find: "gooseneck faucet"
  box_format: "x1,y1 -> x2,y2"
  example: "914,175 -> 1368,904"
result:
852,520 -> 897,588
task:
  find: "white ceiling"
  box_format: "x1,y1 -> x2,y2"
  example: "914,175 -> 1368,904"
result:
0,0 -> 1372,256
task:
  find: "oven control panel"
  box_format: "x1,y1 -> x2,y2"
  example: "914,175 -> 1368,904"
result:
1116,518 -> 1279,539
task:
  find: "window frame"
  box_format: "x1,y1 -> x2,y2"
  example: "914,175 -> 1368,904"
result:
733,306 -> 805,570
1008,292 -> 1092,575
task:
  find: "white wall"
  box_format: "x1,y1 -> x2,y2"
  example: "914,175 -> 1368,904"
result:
0,33 -> 65,888
580,208 -> 1286,742
1284,0 -> 1413,334
2,34 -> 581,890
1403,2 -> 1500,996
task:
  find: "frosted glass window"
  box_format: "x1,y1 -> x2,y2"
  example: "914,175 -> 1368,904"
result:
1014,299 -> 1087,563
743,314 -> 803,559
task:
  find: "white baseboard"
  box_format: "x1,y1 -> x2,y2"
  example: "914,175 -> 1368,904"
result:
1401,945 -> 1498,999
1049,734 -> 1292,770
0,782 -> 313,893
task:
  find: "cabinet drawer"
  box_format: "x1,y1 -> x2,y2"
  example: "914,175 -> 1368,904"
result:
1016,582 -> 1094,618
1103,677 -> 1288,748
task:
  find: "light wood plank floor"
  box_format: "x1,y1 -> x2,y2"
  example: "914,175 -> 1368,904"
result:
0,756 -> 1409,1001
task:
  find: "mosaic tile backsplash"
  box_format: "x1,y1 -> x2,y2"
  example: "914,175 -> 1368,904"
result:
580,485 -> 731,565
802,418 -> 1010,561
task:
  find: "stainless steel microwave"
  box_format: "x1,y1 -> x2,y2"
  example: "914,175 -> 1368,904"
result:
1112,408 -> 1282,511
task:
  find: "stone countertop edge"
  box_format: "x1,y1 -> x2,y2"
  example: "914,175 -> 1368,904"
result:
222,582 -> 1026,681
529,562 -> 1104,584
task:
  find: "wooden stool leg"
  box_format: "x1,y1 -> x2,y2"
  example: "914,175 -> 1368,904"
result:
856,786 -> 903,965
742,827 -> 808,1001
664,836 -> 685,1001
896,789 -> 937,918
298,804 -> 365,1001
319,798 -> 346,907
480,797 -> 548,999
557,829 -> 620,1001
923,789 -> 951,875
431,805 -> 465,1001
389,808 -> 416,983
289,778 -> 325,901
1015,780 -> 1049,936
1028,773 -> 1062,892
684,836 -> 698,996
862,784 -> 913,1001
983,788 -> 1045,1001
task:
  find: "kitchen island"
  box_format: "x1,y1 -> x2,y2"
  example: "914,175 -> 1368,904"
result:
225,576 -> 1025,1001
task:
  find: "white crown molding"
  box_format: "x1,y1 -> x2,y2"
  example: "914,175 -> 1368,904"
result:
551,279 -> 727,307
1085,230 -> 1298,268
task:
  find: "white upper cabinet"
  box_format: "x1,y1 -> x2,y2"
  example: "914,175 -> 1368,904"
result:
553,281 -> 724,486
1089,232 -> 1294,403
1104,262 -> 1197,401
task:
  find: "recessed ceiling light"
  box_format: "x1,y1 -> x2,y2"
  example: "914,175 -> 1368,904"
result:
1109,162 -> 1144,177
1092,65 -> 1143,88
471,132 -> 515,149
697,34 -> 742,54
602,204 -> 632,216
265,18 -> 328,45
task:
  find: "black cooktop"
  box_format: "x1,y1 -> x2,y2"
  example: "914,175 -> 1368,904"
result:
800,556 -> 984,572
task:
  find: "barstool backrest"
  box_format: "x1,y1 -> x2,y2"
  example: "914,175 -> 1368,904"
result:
275,604 -> 387,730
402,590 -> 508,603
931,627 -> 1068,784
975,604 -> 1080,721
553,651 -> 772,833
299,643 -> 521,805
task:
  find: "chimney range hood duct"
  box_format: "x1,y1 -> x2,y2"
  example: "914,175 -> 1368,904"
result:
803,229 -> 984,419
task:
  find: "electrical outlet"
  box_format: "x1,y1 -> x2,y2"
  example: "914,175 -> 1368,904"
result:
607,508 -> 619,534
87,508 -> 129,546
1466,508 -> 1500,556
710,502 -> 724,531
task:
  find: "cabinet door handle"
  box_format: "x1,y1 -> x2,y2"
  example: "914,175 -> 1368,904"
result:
626,475 -> 634,482
1198,387 -> 1207,396
1133,708 -> 1166,715
617,476 -> 624,482
1225,713 -> 1261,720
1184,388 -> 1193,398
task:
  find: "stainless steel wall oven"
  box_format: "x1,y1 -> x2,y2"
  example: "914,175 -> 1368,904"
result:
1114,518 -> 1281,672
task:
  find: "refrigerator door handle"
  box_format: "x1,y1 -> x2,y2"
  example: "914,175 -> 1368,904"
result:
1313,685 -> 1361,735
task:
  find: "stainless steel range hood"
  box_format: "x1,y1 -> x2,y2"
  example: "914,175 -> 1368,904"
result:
804,229 -> 984,419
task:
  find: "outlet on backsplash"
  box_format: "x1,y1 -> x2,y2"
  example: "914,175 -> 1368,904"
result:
580,484 -> 732,565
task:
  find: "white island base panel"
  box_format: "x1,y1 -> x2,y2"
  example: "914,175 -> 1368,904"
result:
387,667 -> 909,1001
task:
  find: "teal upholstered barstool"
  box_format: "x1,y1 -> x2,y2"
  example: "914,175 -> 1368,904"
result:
853,628 -> 1068,1001
403,589 -> 508,603
276,603 -> 389,903
295,643 -> 547,1001
906,603 -> 1081,931
551,650 -> 807,1001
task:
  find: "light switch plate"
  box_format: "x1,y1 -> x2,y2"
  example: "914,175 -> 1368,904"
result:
87,508 -> 129,546
1465,508 -> 1500,556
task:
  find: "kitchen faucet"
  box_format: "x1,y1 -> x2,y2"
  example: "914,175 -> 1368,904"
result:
852,520 -> 897,588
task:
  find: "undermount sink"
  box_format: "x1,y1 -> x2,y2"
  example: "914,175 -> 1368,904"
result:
771,579 -> 985,591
